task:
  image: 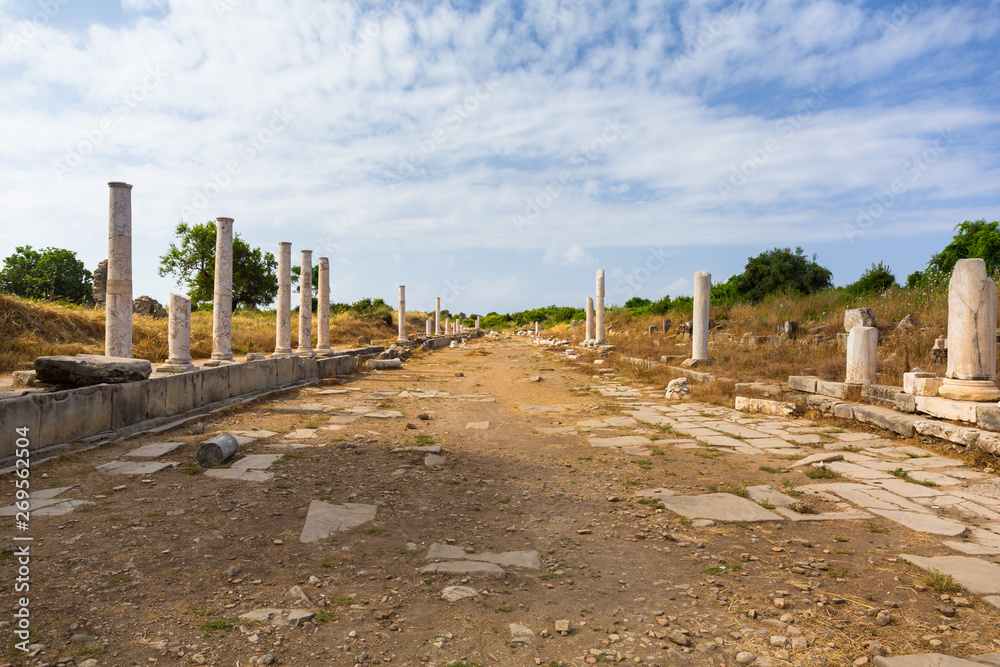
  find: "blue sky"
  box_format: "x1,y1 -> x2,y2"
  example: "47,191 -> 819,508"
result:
1,0 -> 998,315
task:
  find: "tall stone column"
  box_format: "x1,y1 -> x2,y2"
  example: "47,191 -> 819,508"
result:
845,326 -> 878,384
296,250 -> 315,357
271,242 -> 294,358
445,318 -> 450,335
157,293 -> 197,373
435,297 -> 441,335
475,317 -> 480,330
426,318 -> 432,335
595,269 -> 606,344
397,285 -> 407,342
205,217 -> 235,366
585,296 -> 594,343
939,258 -> 1000,401
105,182 -> 133,358
315,257 -> 333,356
691,270 -> 711,361
535,321 -> 539,335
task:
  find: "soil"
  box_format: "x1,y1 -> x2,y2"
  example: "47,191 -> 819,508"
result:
2,337 -> 999,667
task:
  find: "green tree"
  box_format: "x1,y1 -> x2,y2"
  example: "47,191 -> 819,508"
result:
0,245 -> 93,304
844,261 -> 896,298
909,219 -> 1000,288
158,222 -> 278,310
729,247 -> 833,303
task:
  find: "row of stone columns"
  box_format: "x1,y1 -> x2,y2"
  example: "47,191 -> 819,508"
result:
581,271 -> 605,345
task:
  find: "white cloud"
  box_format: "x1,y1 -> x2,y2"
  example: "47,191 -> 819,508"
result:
543,244 -> 593,267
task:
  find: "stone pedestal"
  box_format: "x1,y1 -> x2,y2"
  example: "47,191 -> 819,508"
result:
397,285 -> 407,343
315,257 -> 333,356
105,182 -> 133,358
585,296 -> 594,343
595,270 -> 606,344
845,326 -> 878,384
296,250 -> 315,357
157,293 -> 197,373
435,297 -> 441,335
940,258 -> 1000,401
205,217 -> 236,367
271,242 -> 294,358
691,270 -> 711,361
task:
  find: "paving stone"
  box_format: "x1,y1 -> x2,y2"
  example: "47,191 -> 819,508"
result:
124,442 -> 185,458
520,405 -> 568,412
869,478 -> 944,498
789,452 -> 844,468
327,415 -> 360,424
391,446 -> 443,454
205,454 -> 281,482
588,435 -> 652,451
898,554 -> 1000,595
229,430 -> 279,439
425,454 -> 447,466
286,429 -> 319,439
874,655 -> 996,667
97,461 -> 178,475
833,432 -> 881,441
426,543 -> 541,569
239,608 -> 315,627
465,421 -> 490,430
537,427 -> 578,435
746,485 -> 797,507
827,461 -> 894,480
984,596 -> 1000,611
603,416 -> 638,427
774,507 -> 874,521
299,501 -> 378,543
659,493 -> 783,522
866,509 -> 966,536
942,540 -> 1000,555
509,622 -> 534,644
421,561 -> 506,578
699,435 -> 748,448
366,410 -> 405,418
0,488 -> 93,517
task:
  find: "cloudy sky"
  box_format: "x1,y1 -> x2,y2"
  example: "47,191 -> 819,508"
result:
1,0 -> 998,314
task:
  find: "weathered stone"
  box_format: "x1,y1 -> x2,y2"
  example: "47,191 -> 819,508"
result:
421,561 -> 506,578
206,217 -> 235,365
271,242 -> 294,358
105,182 -> 133,358
846,326 -> 878,384
692,270 -> 711,361
299,501 -> 378,543
133,295 -> 166,318
34,354 -> 151,386
851,404 -> 919,437
196,434 -> 239,466
426,543 -> 540,569
874,656 -> 997,667
440,586 -> 478,602
902,372 -> 941,396
940,258 -> 1000,401
92,258 -> 108,305
788,376 -> 820,393
897,314 -> 919,330
295,249 -> 315,358
124,441 -> 184,458
239,608 -> 315,627
844,307 -> 876,331
913,420 -> 981,447
898,554 -> 1000,595
659,493 -> 782,522
97,460 -> 177,475
930,336 -> 948,364
157,293 -> 197,373
595,270 -> 606,344
666,377 -> 689,399
316,257 -> 332,354
778,321 -> 798,338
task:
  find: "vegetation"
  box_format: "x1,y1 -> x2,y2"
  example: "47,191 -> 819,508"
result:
158,221 -> 278,310
909,219 -> 1000,287
0,245 -> 93,304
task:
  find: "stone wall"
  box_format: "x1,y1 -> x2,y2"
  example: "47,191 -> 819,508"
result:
0,347 -> 381,467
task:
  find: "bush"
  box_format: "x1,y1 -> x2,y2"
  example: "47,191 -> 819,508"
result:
844,262 -> 896,298
729,247 -> 833,303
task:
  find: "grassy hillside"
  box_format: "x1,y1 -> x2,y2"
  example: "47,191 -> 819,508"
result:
0,294 -> 425,373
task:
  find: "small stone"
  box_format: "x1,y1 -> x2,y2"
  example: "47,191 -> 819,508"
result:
853,657 -> 869,666
666,630 -> 691,647
773,597 -> 786,609
554,619 -> 570,634
770,635 -> 787,647
735,652 -> 756,665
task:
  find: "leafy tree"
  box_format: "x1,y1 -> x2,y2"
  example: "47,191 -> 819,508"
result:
729,247 -> 833,303
844,261 -> 896,298
0,245 -> 93,304
909,219 -> 1000,288
158,222 -> 278,310
624,297 -> 651,309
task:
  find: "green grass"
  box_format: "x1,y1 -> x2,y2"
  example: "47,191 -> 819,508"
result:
313,480 -> 327,486
578,456 -> 593,462
201,617 -> 234,637
924,570 -> 962,593
757,498 -> 775,510
834,536 -> 850,543
637,497 -> 665,510
693,449 -> 722,459
494,604 -> 514,613
702,562 -> 742,576
841,444 -> 862,453
185,463 -> 203,475
707,483 -> 748,498
759,465 -> 783,474
537,573 -> 559,580
445,662 -> 483,667
804,466 -> 837,479
320,558 -> 333,568
275,482 -> 294,489
106,573 -> 132,586
314,610 -> 337,623
827,567 -> 849,578
332,595 -> 354,606
415,434 -> 435,445
631,459 -> 652,469
497,497 -> 511,504
366,527 -> 386,535
186,606 -> 215,616
890,468 -> 939,487
74,644 -> 107,657
867,523 -> 889,534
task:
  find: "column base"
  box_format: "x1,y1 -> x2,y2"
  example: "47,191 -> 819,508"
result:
269,350 -> 295,358
203,356 -> 237,367
295,348 -> 316,358
155,360 -> 197,374
938,378 -> 1000,402
314,347 -> 335,357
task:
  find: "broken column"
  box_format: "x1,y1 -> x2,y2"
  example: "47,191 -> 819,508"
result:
296,250 -> 315,357
105,182 -> 133,358
445,318 -> 450,335
271,242 -> 294,358
206,217 -> 235,366
397,285 -> 407,342
939,258 -> 1000,401
426,318 -> 432,335
315,257 -> 332,356
691,270 -> 711,361
475,317 -> 480,330
585,296 -> 594,344
845,326 -> 878,384
435,297 -> 441,335
595,270 -> 606,344
157,293 -> 196,373
535,321 -> 539,335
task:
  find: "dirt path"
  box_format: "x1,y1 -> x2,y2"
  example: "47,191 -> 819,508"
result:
2,337 -> 999,667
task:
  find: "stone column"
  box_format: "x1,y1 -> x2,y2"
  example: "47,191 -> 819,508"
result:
595,270 -> 606,344
584,296 -> 594,344
691,270 -> 711,361
475,317 -> 480,330
426,318 -> 432,335
435,297 -> 441,335
271,242 -> 294,358
315,257 -> 332,356
397,285 -> 407,342
296,250 -> 315,357
206,217 -> 235,366
445,318 -> 450,335
845,326 -> 878,384
157,293 -> 197,373
939,258 -> 1000,401
105,182 -> 133,358
535,321 -> 540,335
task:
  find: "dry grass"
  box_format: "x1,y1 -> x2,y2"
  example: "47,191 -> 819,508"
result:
0,293 -> 419,373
